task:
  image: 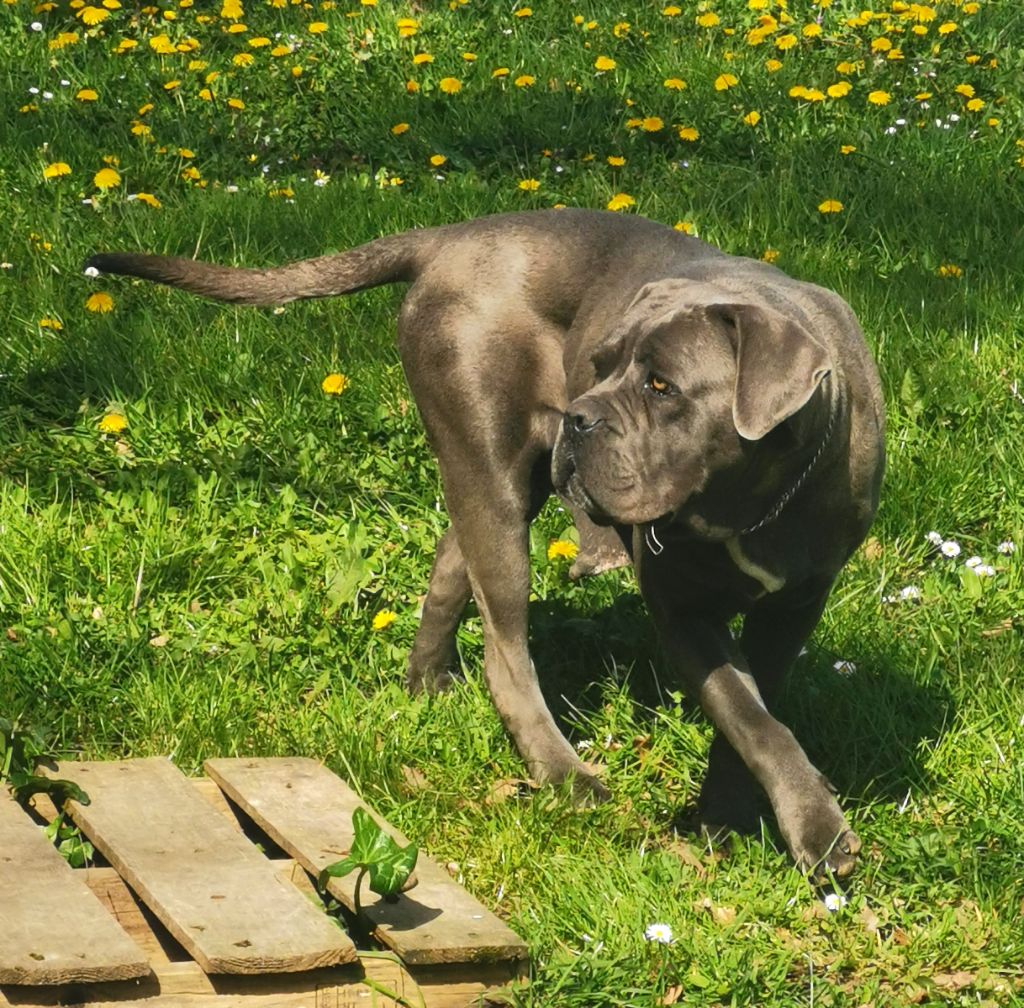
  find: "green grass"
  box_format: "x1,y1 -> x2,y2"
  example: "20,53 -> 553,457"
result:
2,1 -> 1024,1004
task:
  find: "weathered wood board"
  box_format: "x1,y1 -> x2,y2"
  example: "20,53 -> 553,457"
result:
0,793 -> 148,985
50,758 -> 357,974
205,757 -> 528,966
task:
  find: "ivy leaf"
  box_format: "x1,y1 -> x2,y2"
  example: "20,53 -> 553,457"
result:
8,770 -> 91,808
318,808 -> 418,898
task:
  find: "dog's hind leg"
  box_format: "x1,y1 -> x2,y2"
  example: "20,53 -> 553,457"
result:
407,527 -> 471,694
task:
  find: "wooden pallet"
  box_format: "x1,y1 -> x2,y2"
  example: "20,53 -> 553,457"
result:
0,757 -> 527,1008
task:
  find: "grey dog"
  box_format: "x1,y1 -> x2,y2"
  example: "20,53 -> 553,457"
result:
87,208 -> 885,878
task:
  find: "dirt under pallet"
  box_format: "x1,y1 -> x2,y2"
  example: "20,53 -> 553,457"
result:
0,757 -> 527,1008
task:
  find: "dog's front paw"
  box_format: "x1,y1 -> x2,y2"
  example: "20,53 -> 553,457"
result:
783,806 -> 861,881
806,828 -> 861,883
569,767 -> 611,806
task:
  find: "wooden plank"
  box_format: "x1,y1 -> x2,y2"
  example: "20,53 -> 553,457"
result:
0,792 -> 148,985
49,759 -> 357,974
205,758 -> 528,967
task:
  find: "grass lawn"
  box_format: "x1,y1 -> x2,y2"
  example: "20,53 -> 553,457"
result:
2,0 -> 1023,1004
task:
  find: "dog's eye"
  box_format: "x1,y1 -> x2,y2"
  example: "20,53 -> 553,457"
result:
645,373 -> 676,397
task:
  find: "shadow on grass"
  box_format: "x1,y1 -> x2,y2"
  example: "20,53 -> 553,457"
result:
527,592 -> 953,810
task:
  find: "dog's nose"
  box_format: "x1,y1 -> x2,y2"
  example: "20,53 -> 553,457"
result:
565,411 -> 605,436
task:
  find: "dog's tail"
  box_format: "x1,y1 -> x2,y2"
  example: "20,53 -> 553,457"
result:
83,231 -> 429,307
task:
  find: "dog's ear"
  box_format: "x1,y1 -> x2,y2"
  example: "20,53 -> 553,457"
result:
710,302 -> 833,441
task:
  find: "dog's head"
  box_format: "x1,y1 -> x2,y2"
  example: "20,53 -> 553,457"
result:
551,278 -> 833,531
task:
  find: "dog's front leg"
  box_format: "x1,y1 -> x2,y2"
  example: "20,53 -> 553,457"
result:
647,600 -> 857,878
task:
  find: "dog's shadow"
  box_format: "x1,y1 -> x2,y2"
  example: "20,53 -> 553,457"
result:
528,592 -> 952,810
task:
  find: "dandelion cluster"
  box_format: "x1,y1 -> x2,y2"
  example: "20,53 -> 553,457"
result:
14,0 -> 1015,225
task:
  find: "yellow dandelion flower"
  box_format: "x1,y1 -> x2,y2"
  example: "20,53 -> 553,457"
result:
163,79 -> 181,90
93,167 -> 121,190
43,161 -> 72,179
429,154 -> 448,167
662,5 -> 681,15
696,12 -> 719,27
462,52 -> 477,61
396,17 -> 418,37
249,36 -> 270,47
98,412 -> 128,434
372,609 -> 398,631
840,144 -> 857,154
607,155 -> 626,166
78,6 -> 110,25
233,52 -> 254,67
937,263 -> 962,278
743,110 -> 761,126
227,97 -> 245,110
115,39 -> 139,52
663,77 -> 686,90
871,36 -> 892,53
965,97 -> 985,112
221,0 -> 243,17
75,88 -> 99,102
836,60 -> 861,75
439,77 -> 462,94
674,220 -> 695,234
133,192 -> 162,208
308,22 -> 327,34
954,83 -> 975,98
802,23 -> 822,38
775,33 -> 797,50
227,23 -> 247,34
607,192 -> 635,212
594,55 -> 616,71
938,21 -> 957,35
547,540 -> 578,561
492,67 -> 510,78
412,52 -> 433,65
714,73 -> 738,90
85,291 -> 115,313
764,58 -> 783,72
321,372 -> 348,395
514,74 -> 536,88
827,81 -> 852,98
39,317 -> 64,330
49,32 -> 80,50
677,126 -> 700,141
391,122 -> 410,135
761,248 -> 780,263
817,199 -> 844,214
867,90 -> 891,105
641,116 -> 664,132
518,178 -> 540,191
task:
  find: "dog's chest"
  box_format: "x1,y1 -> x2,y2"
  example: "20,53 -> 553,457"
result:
640,535 -> 786,613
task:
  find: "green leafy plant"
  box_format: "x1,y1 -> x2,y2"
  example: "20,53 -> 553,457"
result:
318,807 -> 418,916
45,813 -> 95,868
0,717 -> 90,808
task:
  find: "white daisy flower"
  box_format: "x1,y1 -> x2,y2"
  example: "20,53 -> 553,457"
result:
964,556 -> 982,569
644,922 -> 673,945
899,586 -> 921,600
926,531 -> 943,546
823,892 -> 848,913
833,660 -> 857,676
940,540 -> 961,558
997,540 -> 1016,555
